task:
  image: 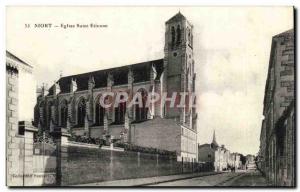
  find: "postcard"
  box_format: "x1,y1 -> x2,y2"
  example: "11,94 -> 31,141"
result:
6,6 -> 295,187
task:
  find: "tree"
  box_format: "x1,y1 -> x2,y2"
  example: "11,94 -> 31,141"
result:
240,154 -> 247,165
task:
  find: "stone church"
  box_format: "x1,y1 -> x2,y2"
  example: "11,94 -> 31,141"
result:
34,12 -> 198,162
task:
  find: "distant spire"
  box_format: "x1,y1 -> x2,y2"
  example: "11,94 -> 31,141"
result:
212,130 -> 218,147
213,130 -> 216,142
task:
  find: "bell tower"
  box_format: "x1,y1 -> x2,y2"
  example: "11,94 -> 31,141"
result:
163,12 -> 195,125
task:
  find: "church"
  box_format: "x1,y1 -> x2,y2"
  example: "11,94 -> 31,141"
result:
198,131 -> 242,171
34,12 -> 198,162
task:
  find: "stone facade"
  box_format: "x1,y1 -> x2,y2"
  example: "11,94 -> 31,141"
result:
245,154 -> 256,170
198,131 -> 240,172
34,12 -> 198,162
230,153 -> 242,170
6,51 -> 37,186
198,144 -> 215,164
258,29 -> 295,186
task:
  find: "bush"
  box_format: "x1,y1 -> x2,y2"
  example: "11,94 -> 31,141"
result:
69,134 -> 105,146
69,135 -> 176,156
114,142 -> 176,156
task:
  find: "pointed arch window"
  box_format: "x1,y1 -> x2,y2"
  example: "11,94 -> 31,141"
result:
35,101 -> 44,127
60,100 -> 68,127
188,28 -> 191,47
176,25 -> 181,45
95,97 -> 105,126
47,101 -> 53,130
114,95 -> 126,124
77,98 -> 86,126
171,26 -> 175,47
185,64 -> 190,95
135,89 -> 148,122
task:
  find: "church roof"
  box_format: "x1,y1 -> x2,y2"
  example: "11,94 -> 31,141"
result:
48,58 -> 164,95
166,12 -> 186,24
198,143 -> 211,148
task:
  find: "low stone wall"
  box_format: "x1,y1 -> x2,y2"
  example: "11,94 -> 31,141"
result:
15,127 -> 206,187
58,143 -> 199,186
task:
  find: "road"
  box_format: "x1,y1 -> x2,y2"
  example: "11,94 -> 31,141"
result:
219,171 -> 269,187
148,171 -> 269,187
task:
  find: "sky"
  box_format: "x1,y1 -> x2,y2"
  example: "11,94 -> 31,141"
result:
6,6 -> 293,155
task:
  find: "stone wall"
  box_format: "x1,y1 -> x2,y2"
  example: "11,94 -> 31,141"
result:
198,144 -> 215,163
275,103 -> 295,186
6,65 -> 24,186
6,51 -> 36,186
57,142 -> 200,186
259,29 -> 295,186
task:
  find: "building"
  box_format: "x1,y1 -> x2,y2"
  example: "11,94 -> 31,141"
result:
230,153 -> 242,170
245,154 -> 255,164
258,29 -> 295,186
6,51 -> 36,186
198,131 -> 217,164
245,154 -> 256,171
34,12 -> 198,162
198,131 -> 236,171
257,120 -> 266,173
214,145 -> 231,172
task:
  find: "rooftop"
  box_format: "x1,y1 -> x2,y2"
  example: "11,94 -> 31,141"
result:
274,28 -> 294,38
166,12 -> 186,24
6,50 -> 32,68
47,58 -> 164,95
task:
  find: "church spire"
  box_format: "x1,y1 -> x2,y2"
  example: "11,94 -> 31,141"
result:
212,130 -> 218,147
